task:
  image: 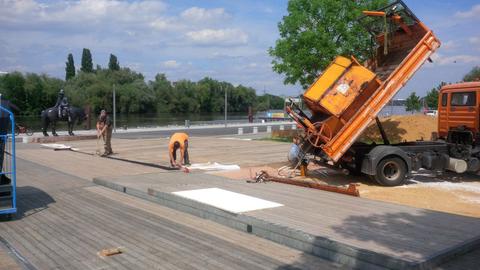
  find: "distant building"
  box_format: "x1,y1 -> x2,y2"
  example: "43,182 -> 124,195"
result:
390,99 -> 406,106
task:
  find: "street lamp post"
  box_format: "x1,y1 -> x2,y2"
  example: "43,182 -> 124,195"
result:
113,84 -> 116,133
224,85 -> 227,128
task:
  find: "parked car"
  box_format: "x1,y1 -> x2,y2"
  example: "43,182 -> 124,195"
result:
424,109 -> 438,116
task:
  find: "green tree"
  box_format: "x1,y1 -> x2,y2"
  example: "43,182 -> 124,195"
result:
65,53 -> 76,80
1,68 -> 285,116
425,81 -> 446,109
269,0 -> 387,88
108,54 -> 120,71
463,66 -> 480,82
151,73 -> 175,112
0,72 -> 27,110
405,92 -> 421,113
256,94 -> 284,111
80,48 -> 93,73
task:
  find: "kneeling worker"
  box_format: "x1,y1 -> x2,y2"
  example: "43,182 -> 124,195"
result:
169,132 -> 190,167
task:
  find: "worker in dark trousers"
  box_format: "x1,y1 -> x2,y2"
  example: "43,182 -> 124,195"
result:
169,132 -> 190,167
0,99 -> 19,173
97,110 -> 113,156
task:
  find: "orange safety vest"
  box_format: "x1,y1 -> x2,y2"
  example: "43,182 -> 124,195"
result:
168,133 -> 189,152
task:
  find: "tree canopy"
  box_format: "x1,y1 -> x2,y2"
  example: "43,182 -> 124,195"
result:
405,92 -> 421,113
65,53 -> 75,80
81,48 -> 93,73
0,71 -> 63,115
269,0 -> 388,88
425,82 -> 445,109
463,66 -> 480,82
0,63 -> 284,116
108,54 -> 120,71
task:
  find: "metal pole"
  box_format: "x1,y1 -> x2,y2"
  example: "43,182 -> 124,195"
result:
224,85 -> 227,128
113,85 -> 116,133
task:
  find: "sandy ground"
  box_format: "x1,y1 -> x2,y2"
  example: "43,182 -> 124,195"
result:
213,163 -> 480,218
213,113 -> 480,218
359,114 -> 438,142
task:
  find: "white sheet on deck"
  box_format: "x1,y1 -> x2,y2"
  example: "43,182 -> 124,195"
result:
41,143 -> 72,149
41,143 -> 81,151
188,162 -> 240,171
172,187 -> 283,213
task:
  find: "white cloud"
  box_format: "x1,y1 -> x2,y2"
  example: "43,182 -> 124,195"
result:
0,0 -> 167,27
441,40 -> 458,50
430,53 -> 480,66
469,37 -> 480,46
125,62 -> 142,71
0,1 -> 292,95
454,4 -> 480,19
180,7 -> 229,23
41,63 -> 64,73
186,29 -> 248,46
150,18 -> 177,31
162,60 -> 180,68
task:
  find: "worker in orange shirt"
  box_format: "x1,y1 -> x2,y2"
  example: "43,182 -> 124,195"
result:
169,132 -> 190,167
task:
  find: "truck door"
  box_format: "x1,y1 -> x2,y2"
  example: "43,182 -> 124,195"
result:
449,91 -> 477,133
438,92 -> 448,137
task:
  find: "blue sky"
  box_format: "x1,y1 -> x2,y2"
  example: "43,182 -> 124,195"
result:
0,0 -> 479,98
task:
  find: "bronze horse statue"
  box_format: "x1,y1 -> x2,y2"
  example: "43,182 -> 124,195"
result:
41,106 -> 87,136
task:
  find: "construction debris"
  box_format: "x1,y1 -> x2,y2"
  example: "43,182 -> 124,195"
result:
98,247 -> 124,257
248,170 -> 360,197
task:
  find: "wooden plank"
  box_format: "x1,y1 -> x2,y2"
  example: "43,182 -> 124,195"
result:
85,186 -> 333,269
0,158 -> 338,270
94,171 -> 480,267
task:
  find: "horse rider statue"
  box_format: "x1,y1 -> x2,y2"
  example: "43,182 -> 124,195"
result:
55,89 -> 71,121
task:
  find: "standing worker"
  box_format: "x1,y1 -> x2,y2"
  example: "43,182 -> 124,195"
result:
96,110 -> 113,156
169,132 -> 190,167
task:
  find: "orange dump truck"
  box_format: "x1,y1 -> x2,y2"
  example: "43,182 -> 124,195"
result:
287,1 -> 480,186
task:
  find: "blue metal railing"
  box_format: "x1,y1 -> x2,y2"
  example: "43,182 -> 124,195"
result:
0,105 -> 16,215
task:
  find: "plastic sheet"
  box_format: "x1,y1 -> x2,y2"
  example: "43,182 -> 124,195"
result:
188,162 -> 240,171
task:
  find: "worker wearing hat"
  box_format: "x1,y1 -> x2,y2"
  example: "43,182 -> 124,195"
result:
169,132 -> 190,167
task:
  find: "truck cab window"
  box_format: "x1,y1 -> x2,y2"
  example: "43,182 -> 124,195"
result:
441,93 -> 447,106
451,92 -> 476,106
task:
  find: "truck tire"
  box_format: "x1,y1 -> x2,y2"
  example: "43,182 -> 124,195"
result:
372,157 -> 407,186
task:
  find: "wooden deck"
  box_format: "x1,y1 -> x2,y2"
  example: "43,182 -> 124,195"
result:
0,240 -> 22,270
94,172 -> 480,269
0,158 -> 339,270
9,139 -> 480,269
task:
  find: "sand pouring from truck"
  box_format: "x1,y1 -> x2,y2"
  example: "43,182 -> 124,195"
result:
287,0 -> 480,186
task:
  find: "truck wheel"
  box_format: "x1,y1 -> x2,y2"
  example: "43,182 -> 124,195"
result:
373,157 -> 407,186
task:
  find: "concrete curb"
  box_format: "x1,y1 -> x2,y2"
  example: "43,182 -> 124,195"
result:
91,177 -> 480,270
18,121 -> 295,138
27,134 -> 97,143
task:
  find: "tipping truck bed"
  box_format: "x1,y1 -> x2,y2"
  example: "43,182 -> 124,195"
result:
287,0 -> 440,163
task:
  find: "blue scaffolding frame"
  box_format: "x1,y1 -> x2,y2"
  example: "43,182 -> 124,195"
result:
0,105 -> 16,216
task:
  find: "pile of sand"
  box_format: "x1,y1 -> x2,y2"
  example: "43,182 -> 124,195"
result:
359,114 -> 438,143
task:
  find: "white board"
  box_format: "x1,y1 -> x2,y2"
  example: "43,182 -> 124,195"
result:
188,162 -> 240,171
172,188 -> 283,213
